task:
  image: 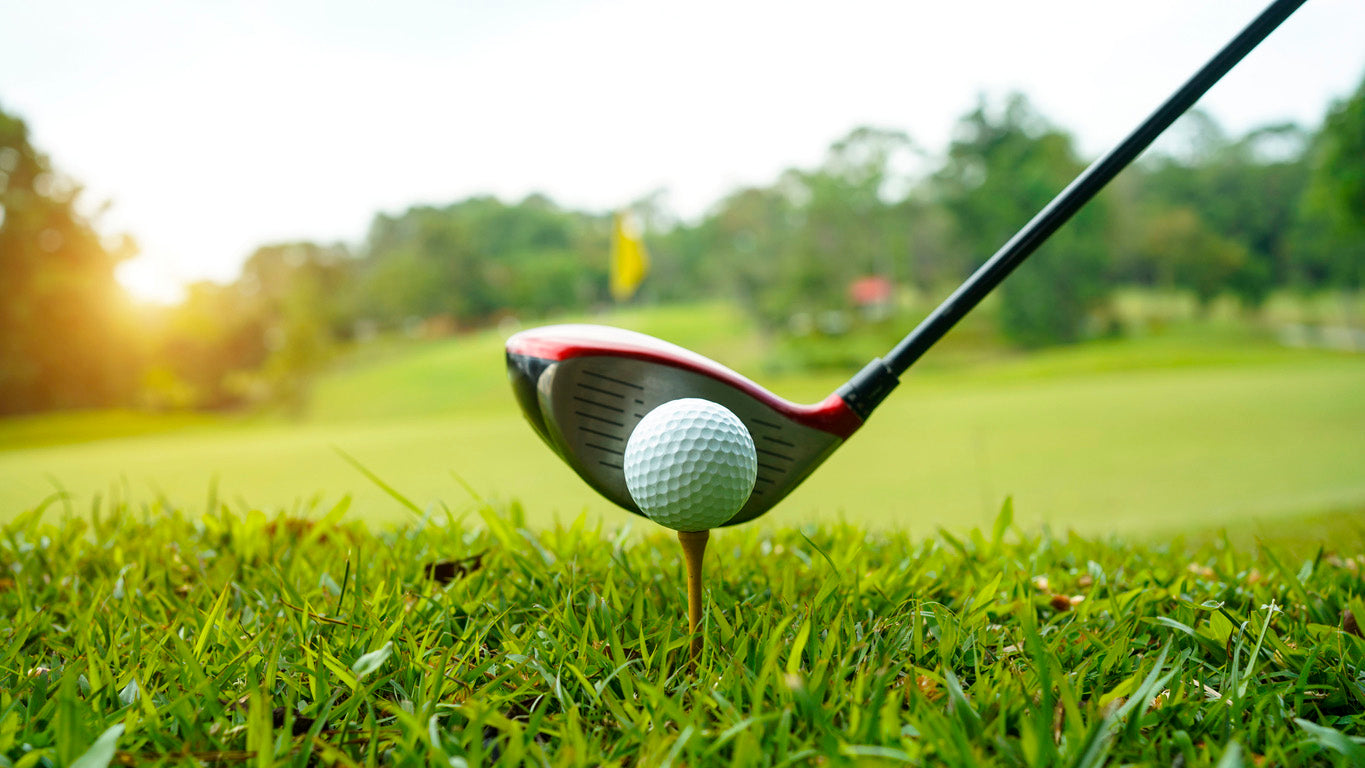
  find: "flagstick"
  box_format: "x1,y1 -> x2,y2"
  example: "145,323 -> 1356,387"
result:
677,530 -> 710,659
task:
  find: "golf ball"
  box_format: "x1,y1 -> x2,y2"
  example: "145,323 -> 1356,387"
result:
624,398 -> 758,531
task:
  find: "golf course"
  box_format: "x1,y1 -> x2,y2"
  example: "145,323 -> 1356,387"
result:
5,1 -> 1365,761
2,301 -> 1362,540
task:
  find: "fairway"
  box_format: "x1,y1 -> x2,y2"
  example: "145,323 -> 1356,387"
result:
2,311 -> 1362,536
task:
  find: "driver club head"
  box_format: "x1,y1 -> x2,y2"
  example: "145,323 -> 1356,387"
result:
505,324 -> 863,526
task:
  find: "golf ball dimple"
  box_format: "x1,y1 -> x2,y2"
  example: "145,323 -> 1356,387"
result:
624,398 -> 758,531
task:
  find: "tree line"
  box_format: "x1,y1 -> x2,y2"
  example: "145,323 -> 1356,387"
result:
1,76 -> 1361,416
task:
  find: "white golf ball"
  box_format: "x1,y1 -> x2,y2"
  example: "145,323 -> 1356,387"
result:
624,398 -> 758,531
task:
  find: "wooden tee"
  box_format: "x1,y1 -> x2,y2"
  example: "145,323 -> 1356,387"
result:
677,530 -> 710,658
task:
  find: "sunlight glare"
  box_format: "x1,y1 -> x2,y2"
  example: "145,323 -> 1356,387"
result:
116,257 -> 184,305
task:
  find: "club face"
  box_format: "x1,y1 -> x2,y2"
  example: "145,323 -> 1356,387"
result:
506,325 -> 860,526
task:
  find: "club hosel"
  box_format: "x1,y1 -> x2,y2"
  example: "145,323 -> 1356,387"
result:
836,358 -> 900,421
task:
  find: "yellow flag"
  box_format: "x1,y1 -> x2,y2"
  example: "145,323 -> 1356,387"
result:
609,211 -> 649,302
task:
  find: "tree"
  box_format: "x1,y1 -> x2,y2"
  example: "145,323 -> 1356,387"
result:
1139,111 -> 1313,308
1137,208 -> 1249,310
0,103 -> 139,414
937,94 -> 1113,347
690,127 -> 926,331
353,195 -> 608,326
796,127 -> 919,299
695,184 -> 802,329
148,281 -> 268,410
1292,72 -> 1365,291
1309,73 -> 1365,235
241,242 -> 353,410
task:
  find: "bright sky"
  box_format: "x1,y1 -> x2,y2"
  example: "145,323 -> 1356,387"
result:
3,0 -> 1363,303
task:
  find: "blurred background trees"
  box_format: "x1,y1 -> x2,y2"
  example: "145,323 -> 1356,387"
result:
2,70 -> 1362,416
351,196 -> 608,328
1295,76 -> 1365,292
0,106 -> 140,415
936,95 -> 1112,347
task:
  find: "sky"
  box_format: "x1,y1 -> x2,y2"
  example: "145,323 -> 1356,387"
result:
3,0 -> 1363,303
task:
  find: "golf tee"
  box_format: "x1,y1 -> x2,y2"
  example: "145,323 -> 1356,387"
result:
677,529 -> 709,658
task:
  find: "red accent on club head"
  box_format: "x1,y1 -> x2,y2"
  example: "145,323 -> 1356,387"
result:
507,325 -> 864,439
795,393 -> 864,439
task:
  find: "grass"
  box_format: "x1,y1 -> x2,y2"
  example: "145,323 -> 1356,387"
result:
2,498 -> 1363,766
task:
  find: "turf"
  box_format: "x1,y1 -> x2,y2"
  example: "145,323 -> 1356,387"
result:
2,500 -> 1362,766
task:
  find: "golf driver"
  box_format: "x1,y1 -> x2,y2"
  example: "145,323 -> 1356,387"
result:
507,0 -> 1307,528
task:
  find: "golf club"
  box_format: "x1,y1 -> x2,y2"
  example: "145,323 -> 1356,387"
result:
506,0 -> 1307,527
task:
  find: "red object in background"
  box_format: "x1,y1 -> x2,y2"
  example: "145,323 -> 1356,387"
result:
849,276 -> 893,306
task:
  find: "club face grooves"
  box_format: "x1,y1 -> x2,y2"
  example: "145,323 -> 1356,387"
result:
515,353 -> 844,526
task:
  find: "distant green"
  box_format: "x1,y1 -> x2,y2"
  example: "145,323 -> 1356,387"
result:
1,302 -> 1361,536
